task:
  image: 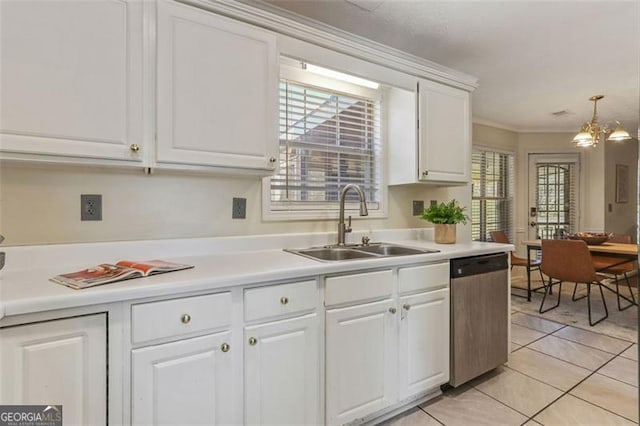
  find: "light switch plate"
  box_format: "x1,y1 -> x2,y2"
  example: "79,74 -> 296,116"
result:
412,200 -> 424,216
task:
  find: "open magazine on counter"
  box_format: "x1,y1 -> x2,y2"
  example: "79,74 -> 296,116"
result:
50,259 -> 194,290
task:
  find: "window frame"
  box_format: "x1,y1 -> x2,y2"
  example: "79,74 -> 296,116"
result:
471,145 -> 516,242
262,60 -> 387,221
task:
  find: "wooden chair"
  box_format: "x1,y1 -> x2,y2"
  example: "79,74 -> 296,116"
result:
540,239 -> 608,326
490,230 -> 545,301
590,234 -> 637,311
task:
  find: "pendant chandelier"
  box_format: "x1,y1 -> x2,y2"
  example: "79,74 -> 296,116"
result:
572,95 -> 632,147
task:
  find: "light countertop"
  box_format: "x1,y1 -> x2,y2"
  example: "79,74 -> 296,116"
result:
0,229 -> 513,320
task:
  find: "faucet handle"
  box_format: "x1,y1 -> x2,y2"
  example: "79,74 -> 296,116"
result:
346,215 -> 352,234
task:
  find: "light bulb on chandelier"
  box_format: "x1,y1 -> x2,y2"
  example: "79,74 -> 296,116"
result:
571,95 -> 632,147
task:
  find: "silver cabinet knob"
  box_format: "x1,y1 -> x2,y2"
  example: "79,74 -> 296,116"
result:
403,304 -> 411,311
248,337 -> 258,346
389,307 -> 397,314
221,343 -> 230,352
130,144 -> 140,153
422,170 -> 429,176
280,296 -> 289,305
181,314 -> 191,324
269,156 -> 277,165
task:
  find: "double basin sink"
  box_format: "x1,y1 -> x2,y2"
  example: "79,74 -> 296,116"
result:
286,243 -> 440,262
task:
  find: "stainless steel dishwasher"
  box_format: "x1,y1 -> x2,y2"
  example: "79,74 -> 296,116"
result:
449,253 -> 509,387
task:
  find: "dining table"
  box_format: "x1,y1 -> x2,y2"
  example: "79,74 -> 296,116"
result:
521,239 -> 638,301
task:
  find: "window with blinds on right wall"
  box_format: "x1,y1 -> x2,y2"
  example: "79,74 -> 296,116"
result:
471,148 -> 515,242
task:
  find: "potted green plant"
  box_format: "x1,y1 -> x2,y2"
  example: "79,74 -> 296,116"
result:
421,199 -> 469,244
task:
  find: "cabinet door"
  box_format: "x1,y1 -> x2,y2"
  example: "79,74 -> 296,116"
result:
398,288 -> 450,399
326,299 -> 397,425
0,314 -> 107,426
0,0 -> 143,161
418,79 -> 471,183
131,331 -> 235,425
156,0 -> 278,171
245,314 -> 320,425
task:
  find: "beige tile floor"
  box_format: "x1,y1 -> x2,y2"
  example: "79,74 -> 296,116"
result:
383,310 -> 638,426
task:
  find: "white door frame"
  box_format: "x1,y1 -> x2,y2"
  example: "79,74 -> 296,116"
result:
527,153 -> 581,240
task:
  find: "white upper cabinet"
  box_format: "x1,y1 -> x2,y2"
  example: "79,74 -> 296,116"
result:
0,0 -> 144,161
156,0 -> 279,172
388,81 -> 471,185
417,79 -> 471,183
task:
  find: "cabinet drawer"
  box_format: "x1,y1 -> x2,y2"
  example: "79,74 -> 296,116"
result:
132,292 -> 232,344
398,262 -> 449,294
325,269 -> 393,306
244,280 -> 317,322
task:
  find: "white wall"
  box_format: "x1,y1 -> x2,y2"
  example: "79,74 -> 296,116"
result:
473,123 -> 519,152
604,139 -> 638,240
0,163 -> 469,246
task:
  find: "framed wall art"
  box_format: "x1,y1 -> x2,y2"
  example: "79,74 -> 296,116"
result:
616,164 -> 629,203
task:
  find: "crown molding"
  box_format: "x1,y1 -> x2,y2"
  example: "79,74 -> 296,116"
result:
473,117 -> 582,134
178,0 -> 479,91
472,118 -> 519,133
516,129 -> 577,134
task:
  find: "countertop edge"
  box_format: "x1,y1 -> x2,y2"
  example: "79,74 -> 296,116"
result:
0,241 -> 513,321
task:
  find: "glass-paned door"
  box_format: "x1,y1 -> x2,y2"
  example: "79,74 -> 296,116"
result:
528,154 -> 579,240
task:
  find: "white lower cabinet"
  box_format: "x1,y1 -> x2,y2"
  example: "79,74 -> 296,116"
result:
325,298 -> 398,425
131,331 -> 236,425
244,313 -> 320,425
0,314 -> 107,426
399,288 -> 450,399
325,263 -> 450,425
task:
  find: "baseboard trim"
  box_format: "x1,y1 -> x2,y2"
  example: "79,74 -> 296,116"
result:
346,388 -> 442,425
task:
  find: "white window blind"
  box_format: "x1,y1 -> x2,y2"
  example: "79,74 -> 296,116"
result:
270,79 -> 382,212
472,148 -> 515,242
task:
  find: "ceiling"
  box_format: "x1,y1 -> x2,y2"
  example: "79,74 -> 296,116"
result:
252,0 -> 639,134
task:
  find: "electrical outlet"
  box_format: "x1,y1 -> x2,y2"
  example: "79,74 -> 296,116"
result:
232,197 -> 246,219
430,200 -> 438,208
412,200 -> 424,216
81,194 -> 102,221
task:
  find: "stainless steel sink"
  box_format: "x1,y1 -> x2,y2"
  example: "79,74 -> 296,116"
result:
353,244 -> 431,256
289,247 -> 377,261
285,243 -> 439,262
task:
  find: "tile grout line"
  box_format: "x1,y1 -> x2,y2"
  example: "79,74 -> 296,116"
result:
511,296 -> 637,345
511,310 -> 568,331
428,305 -> 636,425
523,341 -> 618,376
524,343 -> 636,424
510,324 -> 567,353
468,385 -> 533,421
470,376 -> 540,420
511,305 -> 636,423
415,405 -> 445,425
549,323 -> 637,346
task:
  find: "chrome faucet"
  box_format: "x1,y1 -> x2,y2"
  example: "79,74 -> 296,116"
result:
337,184 -> 368,246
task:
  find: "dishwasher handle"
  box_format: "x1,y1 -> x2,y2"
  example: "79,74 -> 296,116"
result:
450,253 -> 508,279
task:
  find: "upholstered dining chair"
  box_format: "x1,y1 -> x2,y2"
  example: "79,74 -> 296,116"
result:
540,239 -> 608,326
490,230 -> 545,301
590,234 -> 637,311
